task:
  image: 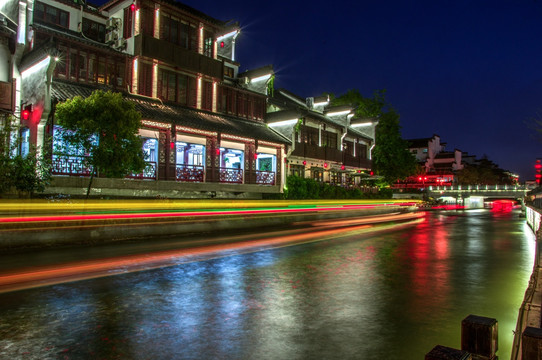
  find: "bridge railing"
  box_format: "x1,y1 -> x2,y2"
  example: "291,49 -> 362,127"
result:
428,185 -> 526,191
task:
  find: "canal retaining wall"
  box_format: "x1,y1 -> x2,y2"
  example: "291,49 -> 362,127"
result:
0,201 -> 420,251
511,205 -> 542,359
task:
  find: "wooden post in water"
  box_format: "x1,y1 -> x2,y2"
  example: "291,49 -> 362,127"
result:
522,326 -> 542,359
425,345 -> 472,360
461,315 -> 498,359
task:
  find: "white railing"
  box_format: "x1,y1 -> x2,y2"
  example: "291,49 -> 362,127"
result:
428,185 -> 526,192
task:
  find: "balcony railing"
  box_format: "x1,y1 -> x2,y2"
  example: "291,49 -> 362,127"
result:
176,164 -> 205,182
255,170 -> 275,185
128,161 -> 157,180
344,154 -> 372,169
51,156 -> 92,176
51,157 -> 277,186
292,143 -> 371,168
134,34 -> 223,79
219,167 -> 243,183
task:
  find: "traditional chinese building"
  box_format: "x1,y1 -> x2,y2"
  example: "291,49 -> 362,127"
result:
395,134 -> 463,188
267,88 -> 376,187
8,0 -> 291,198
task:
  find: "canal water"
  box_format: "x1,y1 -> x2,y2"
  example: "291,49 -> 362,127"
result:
0,209 -> 535,359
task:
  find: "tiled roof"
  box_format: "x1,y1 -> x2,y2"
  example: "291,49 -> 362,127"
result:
19,39 -> 58,73
51,80 -> 290,145
269,89 -> 372,143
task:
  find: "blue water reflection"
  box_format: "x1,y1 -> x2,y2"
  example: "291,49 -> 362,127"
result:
0,210 -> 534,359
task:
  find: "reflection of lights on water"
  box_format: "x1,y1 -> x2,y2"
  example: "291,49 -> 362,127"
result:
490,200 -> 516,213
0,212 -> 424,293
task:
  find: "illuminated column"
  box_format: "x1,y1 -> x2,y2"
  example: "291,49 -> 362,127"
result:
154,4 -> 160,38
152,61 -> 158,98
198,23 -> 204,55
134,7 -> 140,36
213,40 -> 218,60
196,76 -> 202,109
318,124 -> 322,146
132,58 -> 138,94
18,1 -> 27,45
212,81 -> 217,112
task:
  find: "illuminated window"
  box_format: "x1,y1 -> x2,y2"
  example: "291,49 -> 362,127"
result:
256,153 -> 276,172
203,30 -> 213,57
220,148 -> 244,169
224,67 -> 234,78
20,128 -> 30,158
142,138 -> 158,162
176,142 -> 205,166
312,169 -> 323,182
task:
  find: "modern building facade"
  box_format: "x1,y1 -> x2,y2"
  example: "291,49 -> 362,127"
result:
3,0 -> 297,198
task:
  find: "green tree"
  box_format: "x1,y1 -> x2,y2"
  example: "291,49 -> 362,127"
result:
329,89 -> 386,118
373,109 -> 417,183
55,90 -> 147,197
0,118 -> 51,197
456,156 -> 508,185
330,89 -> 417,184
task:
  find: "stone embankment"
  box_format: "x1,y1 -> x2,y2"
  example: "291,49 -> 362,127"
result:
512,205 -> 542,359
0,199 -> 421,251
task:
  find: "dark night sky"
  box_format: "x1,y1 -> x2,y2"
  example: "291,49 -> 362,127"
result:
95,0 -> 542,181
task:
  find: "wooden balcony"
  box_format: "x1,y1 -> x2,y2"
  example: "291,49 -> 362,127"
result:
134,34 -> 223,79
0,80 -> 15,112
291,142 -> 370,168
344,154 -> 372,169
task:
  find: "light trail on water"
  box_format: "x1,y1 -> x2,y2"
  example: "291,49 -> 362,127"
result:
0,212 -> 424,293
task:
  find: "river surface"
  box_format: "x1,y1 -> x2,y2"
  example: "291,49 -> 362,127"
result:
0,209 -> 535,359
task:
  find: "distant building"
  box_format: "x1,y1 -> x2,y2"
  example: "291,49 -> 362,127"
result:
395,134 -> 463,188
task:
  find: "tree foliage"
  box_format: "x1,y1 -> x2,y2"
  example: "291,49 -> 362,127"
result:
456,156 -> 514,185
330,89 -> 417,184
55,90 -> 147,195
284,176 -> 391,199
329,89 -> 386,119
373,109 -> 418,183
0,118 -> 51,197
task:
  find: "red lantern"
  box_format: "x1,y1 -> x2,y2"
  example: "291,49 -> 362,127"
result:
215,148 -> 220,156
220,41 -> 225,48
130,3 -> 135,11
341,165 -> 345,170
22,109 -> 30,120
324,162 -> 328,168
303,160 -> 306,166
